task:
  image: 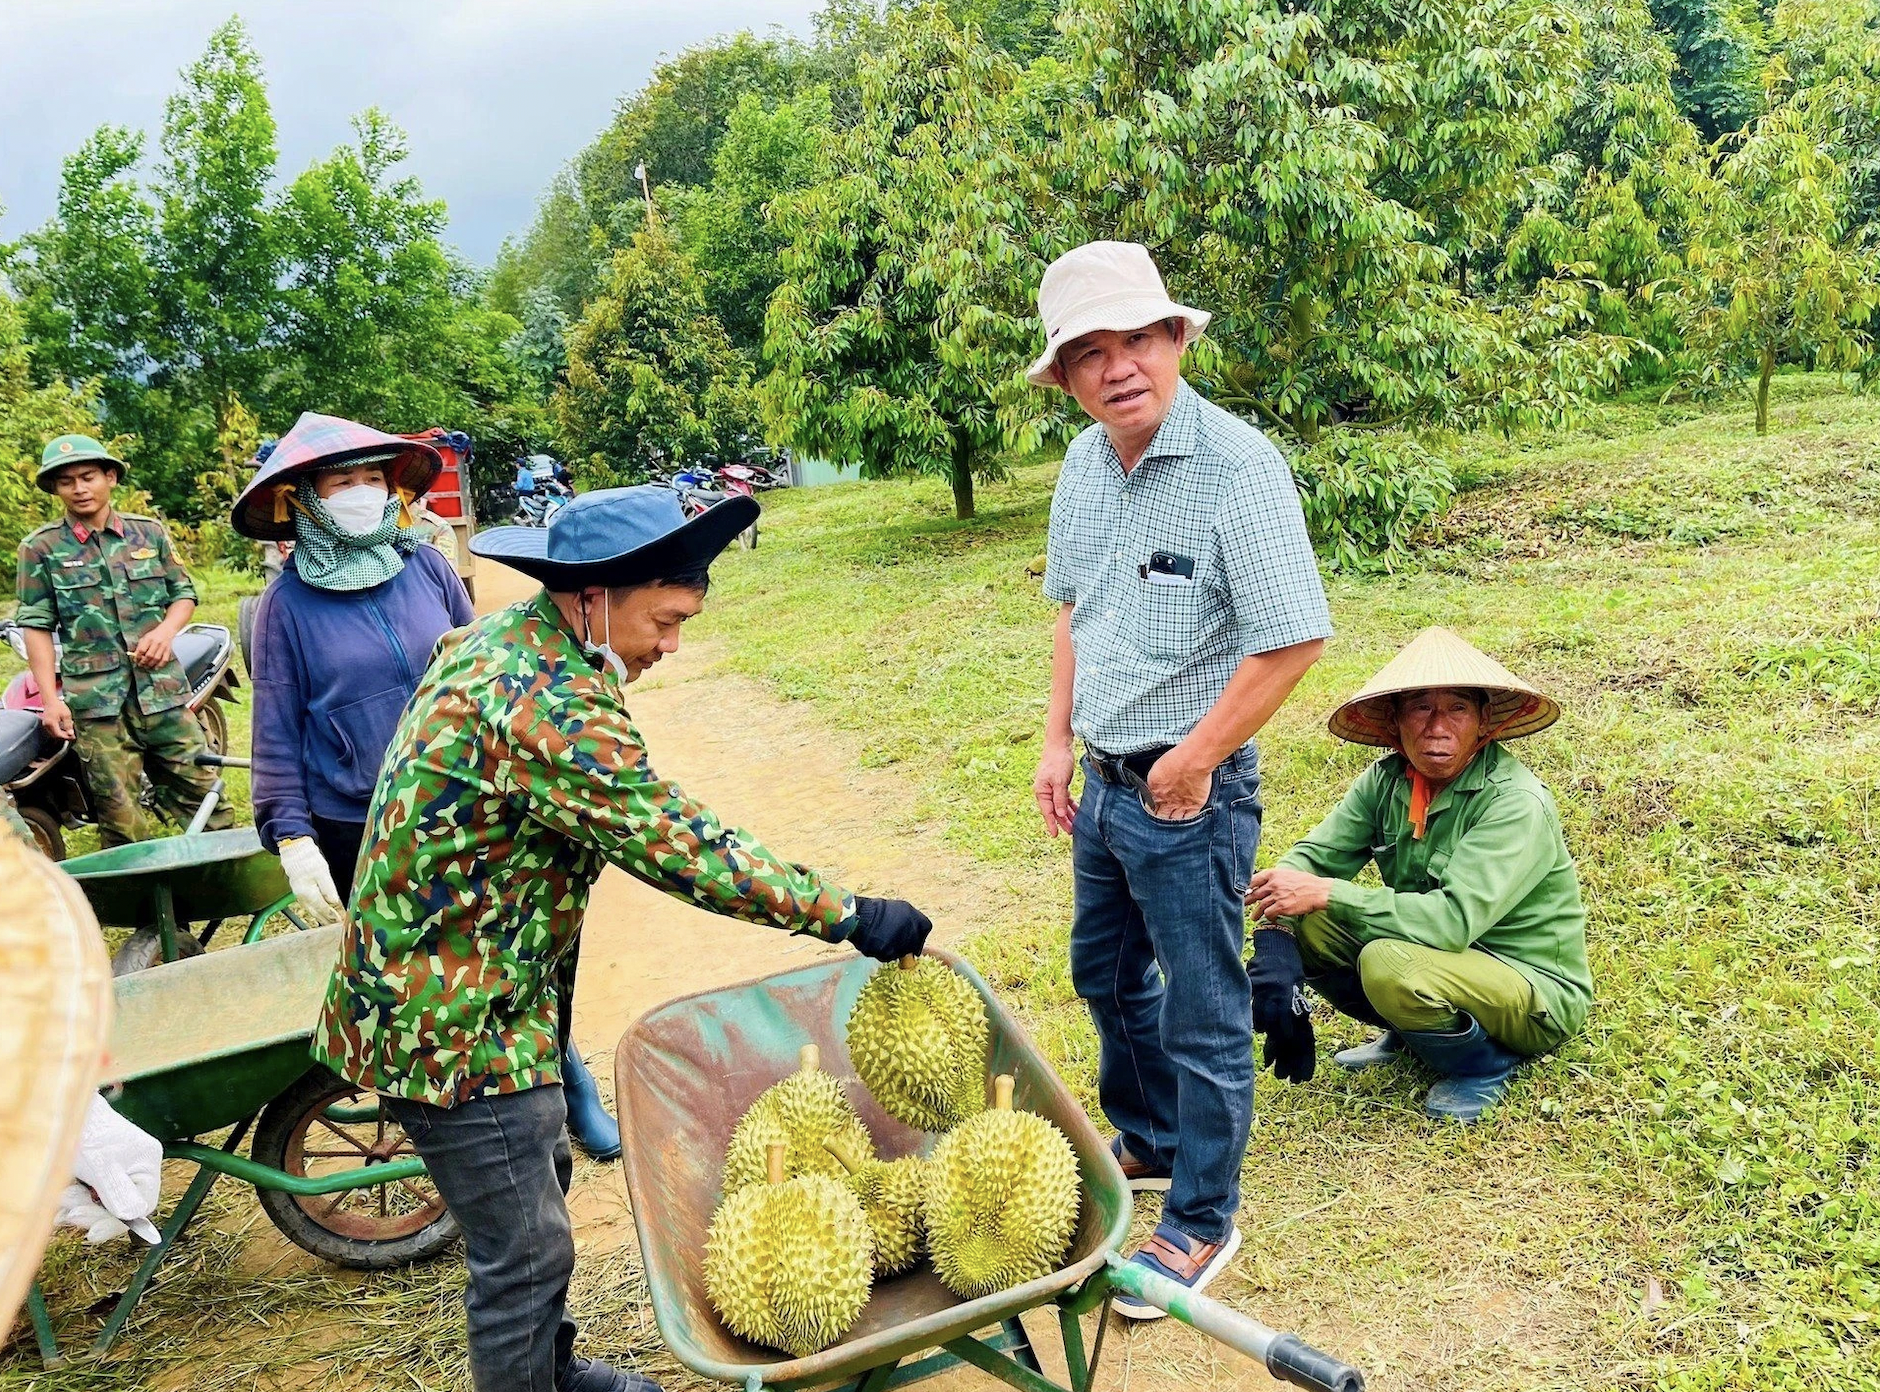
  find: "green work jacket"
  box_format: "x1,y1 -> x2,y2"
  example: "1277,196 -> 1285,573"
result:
13,512 -> 196,719
1276,743 -> 1593,1037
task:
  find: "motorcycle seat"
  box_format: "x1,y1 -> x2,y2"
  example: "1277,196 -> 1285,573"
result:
174,627 -> 225,693
0,709 -> 54,784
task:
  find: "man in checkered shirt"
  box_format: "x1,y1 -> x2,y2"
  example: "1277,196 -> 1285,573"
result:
1029,242 -> 1332,1315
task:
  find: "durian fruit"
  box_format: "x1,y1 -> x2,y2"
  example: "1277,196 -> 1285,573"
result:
823,1133 -> 929,1277
705,1142 -> 875,1357
723,1044 -> 874,1193
924,1074 -> 1080,1299
846,954 -> 990,1132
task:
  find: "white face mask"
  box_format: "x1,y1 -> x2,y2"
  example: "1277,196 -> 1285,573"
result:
581,591 -> 629,685
324,483 -> 391,538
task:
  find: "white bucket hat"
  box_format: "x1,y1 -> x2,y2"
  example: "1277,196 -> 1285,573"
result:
1026,241 -> 1211,387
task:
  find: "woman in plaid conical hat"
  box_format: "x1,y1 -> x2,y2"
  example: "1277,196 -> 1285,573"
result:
1242,628 -> 1593,1123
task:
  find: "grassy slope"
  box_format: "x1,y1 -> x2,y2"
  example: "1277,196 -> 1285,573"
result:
689,375 -> 1879,1391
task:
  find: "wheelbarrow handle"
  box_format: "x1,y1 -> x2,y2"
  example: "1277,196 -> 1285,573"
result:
1101,1253 -> 1365,1392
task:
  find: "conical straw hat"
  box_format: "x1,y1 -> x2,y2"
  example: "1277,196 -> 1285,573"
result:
0,829 -> 113,1336
1328,627 -> 1560,748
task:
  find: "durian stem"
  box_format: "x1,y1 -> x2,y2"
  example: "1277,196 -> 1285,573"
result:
799,1043 -> 820,1074
766,1142 -> 787,1185
992,1074 -> 1014,1111
821,1135 -> 865,1175
899,954 -> 918,970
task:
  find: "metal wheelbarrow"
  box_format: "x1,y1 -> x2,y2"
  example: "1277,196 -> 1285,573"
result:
26,926 -> 457,1365
616,948 -> 1364,1392
60,754 -> 306,975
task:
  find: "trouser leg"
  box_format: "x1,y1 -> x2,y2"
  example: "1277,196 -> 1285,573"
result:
1295,911 -> 1390,1029
1105,756 -> 1262,1244
1356,939 -> 1563,1056
71,711 -> 151,846
130,703 -> 230,831
310,815 -> 368,898
383,1087 -> 578,1392
1069,768 -> 1179,1173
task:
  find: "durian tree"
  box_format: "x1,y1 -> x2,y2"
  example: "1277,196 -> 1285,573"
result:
761,10 -> 1028,521
1681,102 -> 1880,433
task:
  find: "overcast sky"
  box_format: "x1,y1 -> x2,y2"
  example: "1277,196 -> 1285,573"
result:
0,0 -> 824,266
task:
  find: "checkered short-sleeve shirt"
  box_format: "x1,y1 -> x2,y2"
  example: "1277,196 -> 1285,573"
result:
1042,380 -> 1332,755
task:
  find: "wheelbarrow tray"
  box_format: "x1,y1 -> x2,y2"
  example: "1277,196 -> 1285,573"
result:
62,828 -> 290,928
106,924 -> 342,1141
615,948 -> 1133,1390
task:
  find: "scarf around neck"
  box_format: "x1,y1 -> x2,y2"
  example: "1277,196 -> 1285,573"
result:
289,490 -> 424,592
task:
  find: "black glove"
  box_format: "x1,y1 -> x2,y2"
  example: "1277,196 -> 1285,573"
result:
1247,927 -> 1317,1083
844,897 -> 934,962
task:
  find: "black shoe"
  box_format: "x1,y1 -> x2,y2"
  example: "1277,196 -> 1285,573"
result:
561,1354 -> 661,1392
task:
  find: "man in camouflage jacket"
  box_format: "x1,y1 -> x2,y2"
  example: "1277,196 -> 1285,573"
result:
315,487 -> 934,1392
14,436 -> 225,846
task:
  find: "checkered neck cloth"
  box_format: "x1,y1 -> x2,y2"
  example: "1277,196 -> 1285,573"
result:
1042,380 -> 1333,755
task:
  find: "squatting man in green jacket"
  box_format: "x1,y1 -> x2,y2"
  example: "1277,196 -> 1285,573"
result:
1244,628 -> 1594,1122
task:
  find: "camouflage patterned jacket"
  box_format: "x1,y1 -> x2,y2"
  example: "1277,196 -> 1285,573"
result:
313,590 -> 859,1106
13,513 -> 197,719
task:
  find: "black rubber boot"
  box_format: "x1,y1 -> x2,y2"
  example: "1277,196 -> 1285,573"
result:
1398,1014 -> 1523,1123
562,1043 -> 623,1161
1332,1031 -> 1406,1071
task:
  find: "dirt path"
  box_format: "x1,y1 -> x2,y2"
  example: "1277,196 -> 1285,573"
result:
471,561 -> 1288,1392
469,560 -> 1001,1051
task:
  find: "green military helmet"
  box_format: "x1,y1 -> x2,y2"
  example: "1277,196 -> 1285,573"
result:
37,434 -> 128,492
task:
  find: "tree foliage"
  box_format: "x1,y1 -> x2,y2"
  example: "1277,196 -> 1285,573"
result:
672,88 -> 833,354
4,19 -> 544,522
1682,103 -> 1880,432
763,12 -> 1027,520
555,226 -> 758,484
0,290 -> 116,570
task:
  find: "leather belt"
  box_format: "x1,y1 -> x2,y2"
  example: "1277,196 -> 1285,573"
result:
1085,744 -> 1174,786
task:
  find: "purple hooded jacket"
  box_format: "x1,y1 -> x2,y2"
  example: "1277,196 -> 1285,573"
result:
250,544 -> 474,850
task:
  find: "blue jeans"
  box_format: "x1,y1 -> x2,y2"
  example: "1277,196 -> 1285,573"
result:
1070,749 -> 1262,1243
383,1085 -> 578,1392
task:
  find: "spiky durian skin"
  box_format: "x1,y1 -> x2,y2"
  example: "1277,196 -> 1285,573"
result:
704,1173 -> 875,1357
723,1068 -> 873,1192
847,958 -> 990,1132
845,1154 -> 929,1277
924,1109 -> 1080,1298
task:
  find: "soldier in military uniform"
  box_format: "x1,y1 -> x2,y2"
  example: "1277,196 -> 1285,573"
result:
315,487 -> 935,1392
14,434 -> 228,846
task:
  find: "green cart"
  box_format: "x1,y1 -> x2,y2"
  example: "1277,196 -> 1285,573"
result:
27,926 -> 457,1365
60,823 -> 306,975
616,949 -> 1365,1392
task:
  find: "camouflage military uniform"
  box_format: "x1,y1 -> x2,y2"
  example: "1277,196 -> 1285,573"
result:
314,591 -> 858,1106
13,512 -> 226,846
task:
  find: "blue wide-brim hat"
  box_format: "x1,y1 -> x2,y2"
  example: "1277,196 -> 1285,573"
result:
470,485 -> 758,590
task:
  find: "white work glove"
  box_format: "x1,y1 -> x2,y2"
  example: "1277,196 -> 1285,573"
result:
279,836 -> 346,926
58,1096 -> 163,1245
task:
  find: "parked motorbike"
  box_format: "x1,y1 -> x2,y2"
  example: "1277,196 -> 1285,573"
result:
513,480 -> 574,528
1,618 -> 242,860
711,464 -> 762,550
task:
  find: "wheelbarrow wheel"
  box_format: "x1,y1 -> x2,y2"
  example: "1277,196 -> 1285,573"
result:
251,1066 -> 459,1270
111,926 -> 205,975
